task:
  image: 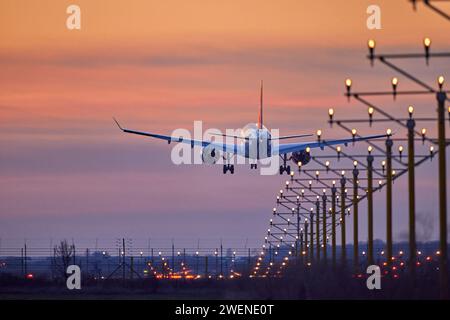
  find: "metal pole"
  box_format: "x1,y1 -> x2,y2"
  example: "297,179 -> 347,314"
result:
310,211 -> 314,263
386,138 -> 393,266
300,231 -> 304,264
331,186 -> 337,268
220,244 -> 223,277
353,167 -> 359,271
296,209 -> 301,258
407,118 -> 416,278
316,200 -> 321,263
367,154 -> 374,265
305,221 -> 309,264
437,91 -> 448,298
322,194 -> 327,263
340,177 -> 347,266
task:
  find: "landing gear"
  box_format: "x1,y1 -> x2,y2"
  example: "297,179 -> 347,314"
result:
223,164 -> 234,174
250,163 -> 258,169
279,154 -> 291,175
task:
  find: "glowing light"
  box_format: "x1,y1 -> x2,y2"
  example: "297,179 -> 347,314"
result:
391,77 -> 398,86
423,37 -> 431,48
408,105 -> 414,115
328,108 -> 334,116
368,39 -> 376,49
386,128 -> 392,136
345,78 -> 352,88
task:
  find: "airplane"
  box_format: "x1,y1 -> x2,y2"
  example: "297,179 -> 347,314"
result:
114,82 -> 389,175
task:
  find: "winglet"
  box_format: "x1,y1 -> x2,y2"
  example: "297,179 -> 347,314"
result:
113,117 -> 124,131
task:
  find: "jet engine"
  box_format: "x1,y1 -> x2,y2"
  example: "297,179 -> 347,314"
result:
291,150 -> 311,166
201,145 -> 220,164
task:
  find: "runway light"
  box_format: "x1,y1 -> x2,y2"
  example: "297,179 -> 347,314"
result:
424,38 -> 431,64
368,39 -> 376,64
351,128 -> 357,138
430,146 -> 434,157
306,147 -> 311,153
317,129 -> 322,142
368,107 -> 374,124
386,128 -> 392,136
398,146 -> 403,159
345,78 -> 352,96
341,170 -> 345,177
391,77 -> 398,98
353,160 -> 358,168
368,146 -> 373,154
336,146 -> 342,160
328,108 -> 334,123
438,76 -> 445,90
408,105 -> 414,118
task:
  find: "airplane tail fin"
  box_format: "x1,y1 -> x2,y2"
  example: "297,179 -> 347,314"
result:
258,80 -> 263,129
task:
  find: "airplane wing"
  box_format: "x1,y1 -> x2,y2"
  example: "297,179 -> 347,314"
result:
113,118 -> 239,154
277,134 -> 389,155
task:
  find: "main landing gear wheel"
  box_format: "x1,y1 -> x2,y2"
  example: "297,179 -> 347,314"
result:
279,165 -> 291,175
223,164 -> 235,174
279,154 -> 291,175
250,164 -> 258,169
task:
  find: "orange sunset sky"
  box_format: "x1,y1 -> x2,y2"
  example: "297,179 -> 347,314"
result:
0,0 -> 449,247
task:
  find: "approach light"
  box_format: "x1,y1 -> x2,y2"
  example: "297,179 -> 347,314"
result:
368,107 -> 374,125
386,128 -> 392,136
368,146 -> 373,154
368,39 -> 376,64
336,146 -> 342,160
421,128 -> 427,144
328,108 -> 334,123
424,38 -> 431,64
438,76 -> 445,90
391,77 -> 398,99
345,78 -> 352,99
